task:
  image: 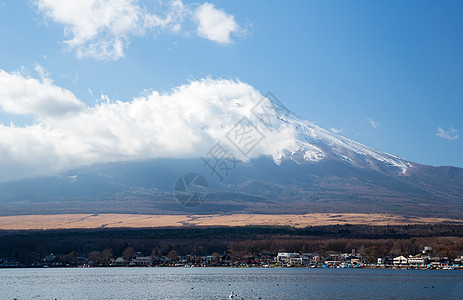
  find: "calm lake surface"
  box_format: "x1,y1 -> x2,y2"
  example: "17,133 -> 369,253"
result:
0,267 -> 462,299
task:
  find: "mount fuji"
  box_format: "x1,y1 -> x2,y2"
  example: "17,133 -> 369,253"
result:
0,97 -> 462,219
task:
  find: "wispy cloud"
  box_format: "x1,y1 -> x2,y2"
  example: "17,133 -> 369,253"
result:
330,128 -> 342,134
366,117 -> 379,129
436,127 -> 459,140
33,0 -> 242,60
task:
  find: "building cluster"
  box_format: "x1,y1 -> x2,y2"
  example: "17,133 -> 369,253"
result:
102,252 -> 276,268
1,246 -> 463,269
275,247 -> 463,270
0,257 -> 20,268
388,247 -> 462,269
275,250 -> 364,268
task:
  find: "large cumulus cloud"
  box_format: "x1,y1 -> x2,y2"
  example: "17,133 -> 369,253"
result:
0,70 -> 297,182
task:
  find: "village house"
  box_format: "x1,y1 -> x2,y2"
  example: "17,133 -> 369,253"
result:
407,254 -> 429,267
276,253 -> 302,265
393,255 -> 408,266
132,256 -> 152,266
347,257 -> 363,266
0,257 -> 20,267
324,253 -> 343,267
42,253 -> 56,263
429,256 -> 450,268
113,257 -> 126,266
453,255 -> 463,266
300,253 -> 316,265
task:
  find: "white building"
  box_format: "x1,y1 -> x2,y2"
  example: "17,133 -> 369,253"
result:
407,255 -> 428,267
276,253 -> 301,264
393,256 -> 408,266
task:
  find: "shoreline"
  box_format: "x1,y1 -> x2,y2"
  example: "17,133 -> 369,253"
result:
1,265 -> 462,270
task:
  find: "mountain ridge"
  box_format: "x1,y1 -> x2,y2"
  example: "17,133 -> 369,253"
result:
0,105 -> 462,219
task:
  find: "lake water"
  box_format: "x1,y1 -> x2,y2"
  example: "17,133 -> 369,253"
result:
0,267 -> 462,299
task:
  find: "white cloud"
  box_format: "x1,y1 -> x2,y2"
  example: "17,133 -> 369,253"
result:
0,71 -> 298,182
0,68 -> 84,117
330,127 -> 342,134
34,0 -> 145,60
366,117 -> 379,129
436,127 -> 459,140
194,3 -> 238,44
33,0 -> 241,60
143,0 -> 187,32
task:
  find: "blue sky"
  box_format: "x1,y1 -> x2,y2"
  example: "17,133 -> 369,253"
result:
0,0 -> 462,180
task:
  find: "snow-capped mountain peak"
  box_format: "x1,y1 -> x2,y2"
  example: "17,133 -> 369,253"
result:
273,113 -> 411,173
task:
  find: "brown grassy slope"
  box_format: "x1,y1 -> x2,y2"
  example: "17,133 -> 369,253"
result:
0,213 -> 462,230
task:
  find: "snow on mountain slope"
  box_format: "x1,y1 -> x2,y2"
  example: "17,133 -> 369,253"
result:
272,112 -> 412,174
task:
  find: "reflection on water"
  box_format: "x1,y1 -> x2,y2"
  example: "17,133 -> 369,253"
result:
0,267 -> 462,299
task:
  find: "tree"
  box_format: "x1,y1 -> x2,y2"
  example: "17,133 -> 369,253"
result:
101,248 -> 113,265
122,247 -> 135,259
88,251 -> 102,265
167,250 -> 178,262
151,249 -> 159,258
212,252 -> 221,261
61,250 -> 78,266
365,245 -> 382,263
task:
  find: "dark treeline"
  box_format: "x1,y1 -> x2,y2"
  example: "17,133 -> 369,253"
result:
1,224 -> 463,265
